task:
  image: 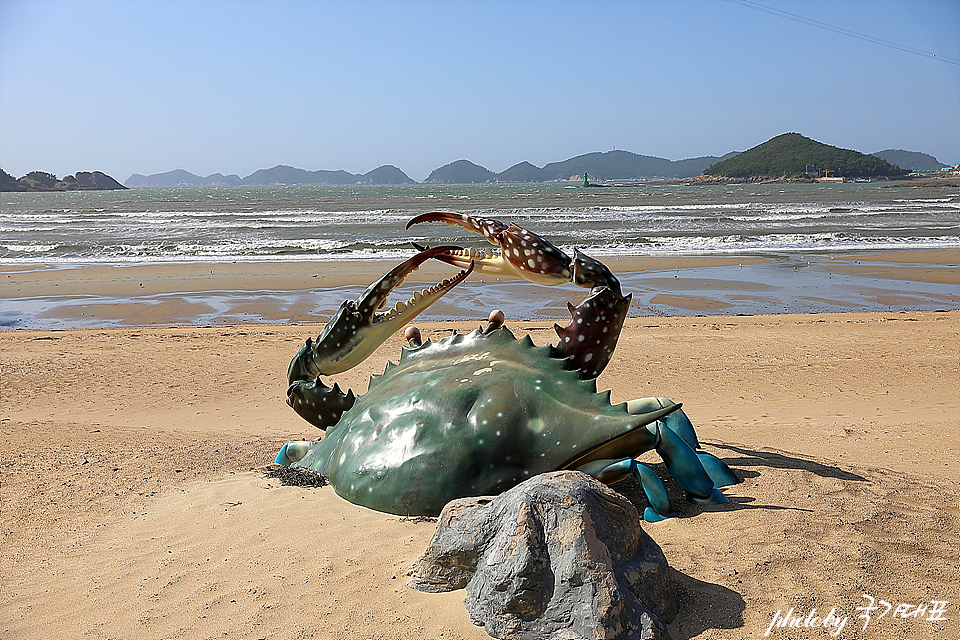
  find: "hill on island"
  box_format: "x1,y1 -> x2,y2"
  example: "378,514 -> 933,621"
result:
704,133 -> 906,179
1,169 -> 127,192
871,149 -> 948,172
538,150 -> 739,182
422,159 -> 498,184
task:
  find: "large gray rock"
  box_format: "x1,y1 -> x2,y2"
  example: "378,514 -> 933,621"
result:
408,471 -> 675,640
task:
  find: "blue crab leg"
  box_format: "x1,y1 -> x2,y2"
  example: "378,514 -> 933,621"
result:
627,397 -> 700,448
572,399 -> 735,522
652,422 -> 727,505
626,397 -> 740,488
632,463 -> 675,523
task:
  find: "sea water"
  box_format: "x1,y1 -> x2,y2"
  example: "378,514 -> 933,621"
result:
2,182 -> 958,264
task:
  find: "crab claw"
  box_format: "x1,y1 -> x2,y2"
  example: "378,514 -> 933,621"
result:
554,287 -> 632,378
408,212 -> 630,379
286,376 -> 357,430
407,212 -> 574,287
289,246 -> 474,379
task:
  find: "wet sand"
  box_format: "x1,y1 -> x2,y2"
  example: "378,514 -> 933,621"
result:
2,249 -> 958,329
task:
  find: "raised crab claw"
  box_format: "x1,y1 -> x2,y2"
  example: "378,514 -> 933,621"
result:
407,211 -> 630,379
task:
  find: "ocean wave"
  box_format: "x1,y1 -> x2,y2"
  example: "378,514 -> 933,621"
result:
3,183 -> 958,264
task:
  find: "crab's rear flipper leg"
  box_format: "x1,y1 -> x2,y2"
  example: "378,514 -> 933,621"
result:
626,397 -> 739,488
652,421 -> 728,506
695,450 -> 740,488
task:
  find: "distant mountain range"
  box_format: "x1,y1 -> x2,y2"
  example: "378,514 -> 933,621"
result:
7,138 -> 945,194
126,164 -> 416,187
118,137 -> 960,188
421,151 -> 741,184
124,151 -> 740,187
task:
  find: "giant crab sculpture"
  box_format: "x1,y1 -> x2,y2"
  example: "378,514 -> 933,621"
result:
276,213 -> 737,521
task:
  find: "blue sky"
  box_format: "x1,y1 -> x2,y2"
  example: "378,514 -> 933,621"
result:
1,0 -> 957,182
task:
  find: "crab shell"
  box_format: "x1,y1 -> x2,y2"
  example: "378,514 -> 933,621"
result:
291,325 -> 679,516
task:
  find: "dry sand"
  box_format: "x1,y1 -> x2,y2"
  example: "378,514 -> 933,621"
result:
2,262 -> 959,638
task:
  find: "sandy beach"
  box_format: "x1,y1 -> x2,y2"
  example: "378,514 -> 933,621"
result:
2,255 -> 959,639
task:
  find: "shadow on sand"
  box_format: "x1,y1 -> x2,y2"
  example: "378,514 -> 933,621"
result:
667,569 -> 746,640
706,442 -> 868,482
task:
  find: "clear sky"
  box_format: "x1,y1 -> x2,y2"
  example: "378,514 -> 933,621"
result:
1,0 -> 958,182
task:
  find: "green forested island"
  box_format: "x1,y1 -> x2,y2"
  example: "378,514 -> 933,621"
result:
1,169 -> 127,192
703,133 -> 906,179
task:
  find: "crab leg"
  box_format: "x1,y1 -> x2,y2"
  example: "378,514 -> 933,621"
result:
287,246 -> 473,430
407,212 -> 629,378
627,397 -> 740,488
572,397 -> 738,522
